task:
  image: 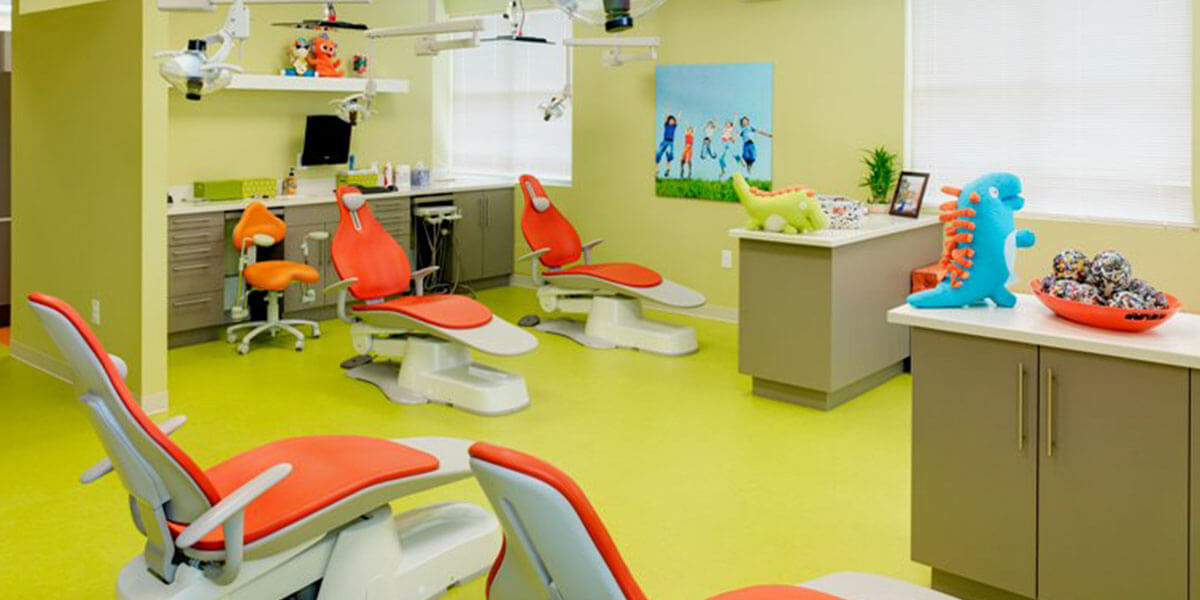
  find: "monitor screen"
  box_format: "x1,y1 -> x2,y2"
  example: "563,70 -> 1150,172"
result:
300,115 -> 353,166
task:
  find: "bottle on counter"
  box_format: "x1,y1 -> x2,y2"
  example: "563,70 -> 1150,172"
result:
283,168 -> 298,196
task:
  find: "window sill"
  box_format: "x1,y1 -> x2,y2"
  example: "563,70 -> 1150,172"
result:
1015,212 -> 1199,232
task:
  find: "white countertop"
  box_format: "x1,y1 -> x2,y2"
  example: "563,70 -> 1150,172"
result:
167,176 -> 515,216
888,295 -> 1200,370
729,213 -> 940,248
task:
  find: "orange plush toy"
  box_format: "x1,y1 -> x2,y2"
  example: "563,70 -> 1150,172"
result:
309,37 -> 344,77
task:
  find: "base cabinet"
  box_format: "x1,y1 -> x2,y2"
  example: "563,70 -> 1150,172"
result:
911,329 -> 1192,600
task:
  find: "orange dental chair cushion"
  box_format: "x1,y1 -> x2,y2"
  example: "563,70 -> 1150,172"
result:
168,436 -> 440,551
354,294 -> 494,329
708,587 -> 846,600
243,261 -> 320,291
232,202 -> 287,250
543,263 -> 664,288
519,174 -> 584,268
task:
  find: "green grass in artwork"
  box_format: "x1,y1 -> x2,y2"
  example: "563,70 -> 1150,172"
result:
656,178 -> 773,203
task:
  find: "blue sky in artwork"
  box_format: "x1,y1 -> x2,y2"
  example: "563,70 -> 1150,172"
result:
655,63 -> 774,182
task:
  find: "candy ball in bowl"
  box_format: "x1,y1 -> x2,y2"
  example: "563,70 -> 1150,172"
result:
1031,249 -> 1180,332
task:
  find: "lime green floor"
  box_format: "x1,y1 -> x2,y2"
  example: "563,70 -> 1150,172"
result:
0,287 -> 924,599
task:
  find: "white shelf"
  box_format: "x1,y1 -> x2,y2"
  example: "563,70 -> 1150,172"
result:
226,74 -> 409,93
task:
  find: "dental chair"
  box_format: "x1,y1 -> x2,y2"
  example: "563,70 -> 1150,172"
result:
327,186 -> 538,416
518,174 -> 706,355
226,202 -> 325,354
469,442 -> 961,600
29,292 -> 502,600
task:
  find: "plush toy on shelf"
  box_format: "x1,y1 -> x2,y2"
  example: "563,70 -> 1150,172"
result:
309,36 -> 345,78
284,38 -> 315,77
907,172 -> 1036,308
732,172 -> 828,235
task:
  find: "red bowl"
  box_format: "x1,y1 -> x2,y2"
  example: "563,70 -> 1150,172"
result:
1030,279 -> 1182,333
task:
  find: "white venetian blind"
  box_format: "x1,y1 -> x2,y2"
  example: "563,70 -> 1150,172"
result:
909,0 -> 1194,226
450,9 -> 573,183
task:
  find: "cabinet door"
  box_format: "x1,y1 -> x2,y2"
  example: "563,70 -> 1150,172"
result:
0,220 -> 10,309
283,222 -> 325,312
454,192 -> 485,282
911,329 -> 1038,598
1039,348 -> 1188,600
482,190 -> 515,279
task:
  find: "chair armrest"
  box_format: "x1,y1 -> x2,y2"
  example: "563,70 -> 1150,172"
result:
81,415 -> 189,484
581,238 -> 605,264
518,248 -> 551,286
175,463 -> 292,585
411,266 -> 440,296
323,278 -> 360,323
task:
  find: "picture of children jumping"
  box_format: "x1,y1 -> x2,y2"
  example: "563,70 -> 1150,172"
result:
654,64 -> 774,202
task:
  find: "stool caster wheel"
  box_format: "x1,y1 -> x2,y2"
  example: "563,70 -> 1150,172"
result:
227,332 -> 238,343
295,341 -> 304,352
312,329 -> 321,339
236,344 -> 250,355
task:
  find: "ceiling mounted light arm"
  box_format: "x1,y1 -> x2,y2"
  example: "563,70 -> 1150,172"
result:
366,19 -> 485,57
566,36 -> 659,67
540,42 -> 573,121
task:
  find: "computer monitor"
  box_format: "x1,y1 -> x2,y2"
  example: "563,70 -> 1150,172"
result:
300,115 -> 353,166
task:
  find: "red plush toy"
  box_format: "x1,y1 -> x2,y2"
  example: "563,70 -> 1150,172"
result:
308,37 -> 344,78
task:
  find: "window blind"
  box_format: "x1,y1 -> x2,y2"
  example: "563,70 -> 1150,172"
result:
909,0 -> 1194,226
450,9 -> 573,184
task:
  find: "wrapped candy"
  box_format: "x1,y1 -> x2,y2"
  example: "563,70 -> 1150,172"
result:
1076,283 -> 1101,305
1126,278 -> 1156,297
1040,275 -> 1057,293
1146,290 -> 1170,309
1108,290 -> 1147,310
1049,279 -> 1083,300
1087,250 -> 1133,295
1052,249 -> 1090,281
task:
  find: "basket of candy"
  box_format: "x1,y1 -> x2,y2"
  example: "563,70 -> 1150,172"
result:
817,195 -> 868,230
1030,249 -> 1180,333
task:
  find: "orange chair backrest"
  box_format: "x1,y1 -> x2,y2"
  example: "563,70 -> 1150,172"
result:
330,186 -> 413,300
519,174 -> 583,269
232,202 -> 287,250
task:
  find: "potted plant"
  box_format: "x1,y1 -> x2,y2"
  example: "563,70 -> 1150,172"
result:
859,146 -> 899,213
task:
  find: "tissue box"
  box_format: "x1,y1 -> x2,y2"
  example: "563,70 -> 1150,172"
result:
818,195 -> 868,230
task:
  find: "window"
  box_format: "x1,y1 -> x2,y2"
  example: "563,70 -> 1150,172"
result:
909,0 -> 1193,226
449,9 -> 572,184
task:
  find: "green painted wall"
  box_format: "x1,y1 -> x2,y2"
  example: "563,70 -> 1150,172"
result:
11,0 -> 169,401
167,2 -> 437,186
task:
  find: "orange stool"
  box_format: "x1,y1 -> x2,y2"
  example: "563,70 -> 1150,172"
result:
226,202 -> 326,354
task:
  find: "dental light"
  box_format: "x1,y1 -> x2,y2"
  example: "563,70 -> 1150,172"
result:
332,78 -> 377,125
550,0 -> 669,33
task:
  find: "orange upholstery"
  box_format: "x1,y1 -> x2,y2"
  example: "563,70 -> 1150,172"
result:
233,202 -> 287,250
27,294 -> 223,504
331,186 -> 413,300
708,587 -> 845,600
544,263 -> 664,288
469,442 -> 649,600
244,261 -> 320,291
519,175 -> 584,268
354,295 -> 494,329
168,436 -> 440,551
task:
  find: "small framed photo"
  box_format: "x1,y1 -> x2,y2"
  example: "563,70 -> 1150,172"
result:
890,171 -> 930,218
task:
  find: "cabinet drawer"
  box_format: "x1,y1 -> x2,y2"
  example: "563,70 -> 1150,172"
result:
168,291 -> 223,333
169,213 -> 223,232
169,255 -> 224,297
379,216 -> 411,239
169,239 -> 225,262
169,225 -> 223,247
285,204 -> 338,226
371,197 -> 411,212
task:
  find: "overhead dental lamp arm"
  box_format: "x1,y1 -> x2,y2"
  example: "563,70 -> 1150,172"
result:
366,19 -> 485,56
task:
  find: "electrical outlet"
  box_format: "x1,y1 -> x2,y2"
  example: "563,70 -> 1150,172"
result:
721,250 -> 733,269
91,299 -> 101,325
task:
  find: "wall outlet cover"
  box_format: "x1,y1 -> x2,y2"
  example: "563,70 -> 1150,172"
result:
721,250 -> 733,269
91,299 -> 101,325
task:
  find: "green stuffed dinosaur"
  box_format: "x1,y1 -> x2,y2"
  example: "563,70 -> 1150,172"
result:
732,173 -> 828,235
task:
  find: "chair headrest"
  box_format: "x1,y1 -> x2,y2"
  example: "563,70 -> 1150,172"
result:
343,192 -> 367,212
523,179 -> 552,213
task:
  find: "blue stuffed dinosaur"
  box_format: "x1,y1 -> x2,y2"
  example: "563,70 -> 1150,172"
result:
907,172 -> 1036,309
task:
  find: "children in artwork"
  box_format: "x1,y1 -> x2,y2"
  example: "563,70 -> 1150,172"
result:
739,116 -> 773,175
656,114 -> 679,178
701,120 -> 718,160
680,126 -> 695,179
718,120 -> 736,178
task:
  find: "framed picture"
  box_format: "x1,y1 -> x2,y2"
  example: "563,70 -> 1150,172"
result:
654,63 -> 774,202
890,171 -> 930,218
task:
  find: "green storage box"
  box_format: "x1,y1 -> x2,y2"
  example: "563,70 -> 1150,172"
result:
194,178 -> 278,201
337,173 -> 380,188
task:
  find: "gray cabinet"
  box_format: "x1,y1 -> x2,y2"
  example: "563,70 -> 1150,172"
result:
167,214 -> 225,334
911,329 -> 1193,600
912,329 -> 1038,598
0,220 -> 9,317
454,190 -> 514,284
1038,349 -> 1188,600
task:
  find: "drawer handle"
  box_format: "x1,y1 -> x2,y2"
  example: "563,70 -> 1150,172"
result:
172,217 -> 213,226
172,264 -> 211,272
172,247 -> 212,257
172,297 -> 213,308
1017,363 -> 1025,451
172,232 -> 212,242
1046,368 -> 1055,458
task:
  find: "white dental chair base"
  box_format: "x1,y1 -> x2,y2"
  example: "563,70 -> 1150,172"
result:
116,501 -> 500,600
347,333 -> 531,416
536,290 -> 698,356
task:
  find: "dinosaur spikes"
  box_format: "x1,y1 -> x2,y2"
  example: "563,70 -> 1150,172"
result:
942,186 -> 963,197
969,192 -> 981,204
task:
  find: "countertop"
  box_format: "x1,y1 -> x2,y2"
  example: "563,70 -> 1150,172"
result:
729,213 -> 940,249
888,295 -> 1200,370
166,176 -> 516,216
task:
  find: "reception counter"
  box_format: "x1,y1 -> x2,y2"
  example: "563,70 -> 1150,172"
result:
730,213 -> 941,410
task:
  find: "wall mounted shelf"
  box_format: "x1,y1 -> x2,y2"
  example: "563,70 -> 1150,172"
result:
226,74 -> 409,93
